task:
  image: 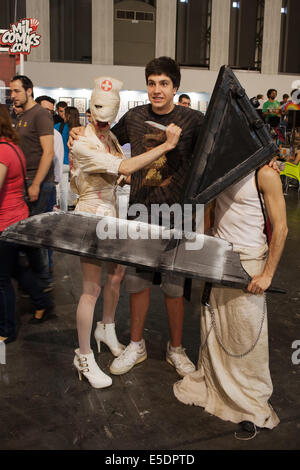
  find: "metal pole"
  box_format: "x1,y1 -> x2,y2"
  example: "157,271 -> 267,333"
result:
14,0 -> 18,22
13,0 -> 23,75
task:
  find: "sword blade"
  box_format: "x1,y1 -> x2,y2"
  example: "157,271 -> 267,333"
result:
145,120 -> 167,132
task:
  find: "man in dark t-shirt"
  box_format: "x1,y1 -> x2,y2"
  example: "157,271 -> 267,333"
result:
109,57 -> 204,377
10,75 -> 54,205
16,104 -> 54,182
70,57 -> 204,377
10,75 -> 55,316
112,101 -> 202,212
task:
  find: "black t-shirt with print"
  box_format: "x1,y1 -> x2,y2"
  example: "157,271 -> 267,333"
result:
111,104 -> 204,218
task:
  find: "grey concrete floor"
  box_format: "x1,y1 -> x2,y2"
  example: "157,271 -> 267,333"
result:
0,188 -> 299,451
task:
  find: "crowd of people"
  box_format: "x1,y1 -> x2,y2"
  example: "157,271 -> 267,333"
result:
0,56 -> 293,437
251,89 -> 300,170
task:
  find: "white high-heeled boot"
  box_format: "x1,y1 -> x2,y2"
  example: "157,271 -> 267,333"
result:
94,322 -> 125,357
73,349 -> 112,389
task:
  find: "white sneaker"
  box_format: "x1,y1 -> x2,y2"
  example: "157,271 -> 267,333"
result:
110,340 -> 147,375
166,342 -> 195,377
73,349 -> 112,389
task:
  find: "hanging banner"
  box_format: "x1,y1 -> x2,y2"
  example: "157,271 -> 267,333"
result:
0,18 -> 41,55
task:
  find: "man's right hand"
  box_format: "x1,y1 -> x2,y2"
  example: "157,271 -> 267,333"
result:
67,126 -> 85,150
165,123 -> 182,151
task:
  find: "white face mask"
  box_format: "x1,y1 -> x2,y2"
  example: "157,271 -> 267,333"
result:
90,77 -> 123,125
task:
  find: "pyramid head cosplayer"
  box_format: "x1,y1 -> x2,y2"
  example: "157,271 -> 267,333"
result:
183,66 -> 278,205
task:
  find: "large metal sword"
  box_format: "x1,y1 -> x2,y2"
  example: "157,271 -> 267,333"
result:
0,211 -> 284,293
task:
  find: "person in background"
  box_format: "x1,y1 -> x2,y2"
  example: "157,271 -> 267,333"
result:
280,94 -> 289,106
257,94 -> 264,109
254,95 -> 265,119
54,104 -> 70,211
262,89 -> 281,127
10,75 -> 55,309
279,94 -> 290,127
65,106 -> 81,131
35,96 -> 64,190
65,106 -> 81,209
86,108 -> 92,124
36,95 -> 64,271
53,101 -> 67,125
9,75 -> 54,230
0,104 -> 53,341
178,94 -> 191,108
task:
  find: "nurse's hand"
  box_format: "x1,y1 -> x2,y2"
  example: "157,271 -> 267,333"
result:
68,126 -> 85,150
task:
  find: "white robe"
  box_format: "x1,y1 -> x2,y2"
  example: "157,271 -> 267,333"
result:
174,245 -> 279,429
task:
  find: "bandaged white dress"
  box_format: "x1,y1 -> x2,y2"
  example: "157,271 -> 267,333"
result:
70,124 -> 124,217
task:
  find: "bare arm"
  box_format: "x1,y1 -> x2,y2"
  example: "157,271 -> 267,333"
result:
118,124 -> 181,176
71,124 -> 181,177
247,166 -> 288,294
0,163 -> 8,191
293,151 -> 300,165
28,134 -> 54,201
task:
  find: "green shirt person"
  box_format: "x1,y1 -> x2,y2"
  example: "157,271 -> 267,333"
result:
263,89 -> 281,123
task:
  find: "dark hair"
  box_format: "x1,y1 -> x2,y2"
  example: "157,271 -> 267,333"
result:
65,106 -> 81,130
178,94 -> 190,102
56,101 -> 68,110
282,94 -> 289,99
257,94 -> 264,100
36,95 -> 56,105
0,104 -> 20,144
267,89 -> 277,98
11,75 -> 34,98
250,97 -> 259,108
86,108 -> 91,114
291,89 -> 300,102
145,56 -> 181,89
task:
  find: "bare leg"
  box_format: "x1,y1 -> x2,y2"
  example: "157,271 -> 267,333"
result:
130,288 -> 151,342
165,295 -> 184,348
77,258 -> 101,354
102,263 -> 125,324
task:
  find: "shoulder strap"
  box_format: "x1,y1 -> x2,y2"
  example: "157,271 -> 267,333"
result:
0,141 -> 29,197
255,168 -> 272,245
255,169 -> 267,224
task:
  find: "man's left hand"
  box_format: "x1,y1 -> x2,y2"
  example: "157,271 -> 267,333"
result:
268,158 -> 280,174
247,273 -> 272,295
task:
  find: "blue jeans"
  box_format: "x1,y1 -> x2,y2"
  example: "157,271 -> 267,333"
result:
26,181 -> 56,284
29,180 -> 56,216
46,185 -> 57,270
0,240 -> 52,338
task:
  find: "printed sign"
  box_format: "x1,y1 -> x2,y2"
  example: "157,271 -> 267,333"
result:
0,18 -> 41,55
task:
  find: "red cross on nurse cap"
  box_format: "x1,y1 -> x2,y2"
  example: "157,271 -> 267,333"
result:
94,76 -> 123,96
